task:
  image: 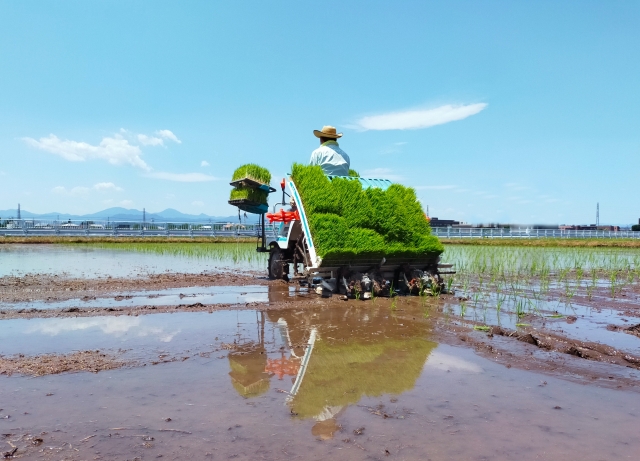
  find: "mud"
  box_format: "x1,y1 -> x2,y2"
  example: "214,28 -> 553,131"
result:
0,272 -> 267,304
607,322 -> 640,337
1,306 -> 639,460
3,246 -> 640,459
0,350 -> 126,377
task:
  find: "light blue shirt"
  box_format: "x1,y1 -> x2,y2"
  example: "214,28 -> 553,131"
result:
309,140 -> 351,176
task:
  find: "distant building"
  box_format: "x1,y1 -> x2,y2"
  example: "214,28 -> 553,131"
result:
428,217 -> 461,228
560,224 -> 620,231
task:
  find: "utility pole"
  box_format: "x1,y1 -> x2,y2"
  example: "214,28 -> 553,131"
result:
426,205 -> 429,218
17,203 -> 21,220
143,208 -> 146,223
596,203 -> 600,227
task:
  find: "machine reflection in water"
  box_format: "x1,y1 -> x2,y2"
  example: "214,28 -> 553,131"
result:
226,285 -> 437,439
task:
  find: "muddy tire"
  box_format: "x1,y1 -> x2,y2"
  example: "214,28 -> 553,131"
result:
268,247 -> 288,281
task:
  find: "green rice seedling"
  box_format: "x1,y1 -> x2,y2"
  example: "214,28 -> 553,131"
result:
515,323 -> 530,327
610,271 -> 617,298
429,282 -> 441,298
460,301 -> 467,318
473,325 -> 491,331
527,297 -> 540,315
472,292 -> 481,308
291,164 -> 443,263
87,242 -> 266,265
496,294 -> 504,314
446,276 -> 455,294
389,283 -> 397,311
232,164 -> 272,185
229,187 -> 268,204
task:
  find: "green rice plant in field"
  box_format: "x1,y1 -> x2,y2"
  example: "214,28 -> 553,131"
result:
515,299 -> 525,318
348,169 -> 360,177
291,163 -> 443,262
441,245 -> 640,280
85,242 -> 267,265
610,271 -> 617,298
446,276 -> 455,293
232,164 -> 272,185
229,187 -> 268,204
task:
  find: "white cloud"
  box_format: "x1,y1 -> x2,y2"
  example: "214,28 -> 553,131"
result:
51,186 -> 90,196
155,130 -> 181,144
146,172 -> 217,182
361,168 -> 403,181
93,182 -> 123,192
120,199 -> 134,207
426,350 -> 483,373
26,316 -> 180,342
201,160 -> 210,167
415,185 -> 457,190
355,103 -> 487,131
137,134 -> 164,146
192,200 -> 205,207
23,133 -> 150,171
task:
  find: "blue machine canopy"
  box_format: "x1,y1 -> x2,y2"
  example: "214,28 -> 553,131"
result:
326,175 -> 393,191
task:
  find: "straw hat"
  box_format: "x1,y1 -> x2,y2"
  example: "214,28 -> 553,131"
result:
313,125 -> 343,139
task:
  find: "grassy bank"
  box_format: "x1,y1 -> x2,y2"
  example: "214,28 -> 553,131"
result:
3,236 -> 640,249
0,236 -> 257,244
441,238 -> 640,248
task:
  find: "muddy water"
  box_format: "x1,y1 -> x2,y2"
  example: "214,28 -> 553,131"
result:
0,244 -> 265,277
1,304 -> 639,460
3,285 -> 302,311
2,244 -> 640,459
442,295 -> 640,355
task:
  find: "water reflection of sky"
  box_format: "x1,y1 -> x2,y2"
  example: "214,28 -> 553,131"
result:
0,310 -> 252,356
4,285 -> 278,311
0,244 -> 265,278
0,303 -> 482,442
26,316 -> 181,343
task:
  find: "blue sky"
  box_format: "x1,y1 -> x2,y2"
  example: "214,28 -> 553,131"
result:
1,1 -> 639,224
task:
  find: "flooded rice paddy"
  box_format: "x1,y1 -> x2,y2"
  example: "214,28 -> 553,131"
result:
1,243 -> 640,460
0,243 -> 266,278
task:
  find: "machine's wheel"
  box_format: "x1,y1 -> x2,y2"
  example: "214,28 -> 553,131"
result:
268,247 -> 289,281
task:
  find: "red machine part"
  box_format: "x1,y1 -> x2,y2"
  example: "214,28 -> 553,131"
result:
265,353 -> 300,380
266,209 -> 300,223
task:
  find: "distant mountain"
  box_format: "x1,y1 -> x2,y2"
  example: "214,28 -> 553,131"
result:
0,207 -> 258,223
